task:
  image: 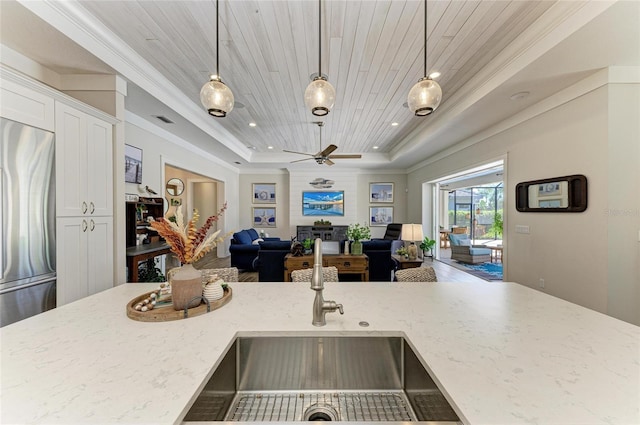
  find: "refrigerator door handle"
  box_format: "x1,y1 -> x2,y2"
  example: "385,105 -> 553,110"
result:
0,275 -> 57,295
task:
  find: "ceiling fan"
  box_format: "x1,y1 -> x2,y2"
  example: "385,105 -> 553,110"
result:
284,122 -> 362,166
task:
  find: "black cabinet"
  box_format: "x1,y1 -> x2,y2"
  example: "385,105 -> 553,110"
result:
126,198 -> 165,247
297,225 -> 348,242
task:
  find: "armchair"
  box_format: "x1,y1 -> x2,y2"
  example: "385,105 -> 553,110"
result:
252,240 -> 292,282
375,223 -> 404,254
361,239 -> 397,281
448,233 -> 491,264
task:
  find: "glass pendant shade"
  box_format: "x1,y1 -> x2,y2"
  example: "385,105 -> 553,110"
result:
200,76 -> 234,118
304,77 -> 336,116
407,77 -> 442,117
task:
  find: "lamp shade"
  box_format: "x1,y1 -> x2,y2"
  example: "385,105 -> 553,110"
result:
407,77 -> 442,116
401,224 -> 424,242
200,76 -> 234,118
304,77 -> 336,116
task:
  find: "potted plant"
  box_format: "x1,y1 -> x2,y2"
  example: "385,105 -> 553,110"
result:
302,238 -> 313,255
346,223 -> 371,255
395,246 -> 409,259
419,236 -> 436,259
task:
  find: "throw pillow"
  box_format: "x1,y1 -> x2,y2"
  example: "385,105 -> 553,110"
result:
251,238 -> 264,245
233,229 -> 253,245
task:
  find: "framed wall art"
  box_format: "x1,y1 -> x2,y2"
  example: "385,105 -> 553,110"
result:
302,191 -> 344,216
370,183 -> 394,203
370,206 -> 394,226
253,207 -> 276,227
253,183 -> 276,203
124,144 -> 143,184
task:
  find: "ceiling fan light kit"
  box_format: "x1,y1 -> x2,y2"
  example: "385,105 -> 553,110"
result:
200,0 -> 234,118
305,0 -> 335,116
408,0 -> 443,117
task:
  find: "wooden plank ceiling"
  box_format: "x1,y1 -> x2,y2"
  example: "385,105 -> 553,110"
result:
79,0 -> 555,156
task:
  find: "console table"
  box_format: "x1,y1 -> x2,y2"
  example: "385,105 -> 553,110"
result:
284,254 -> 369,282
126,242 -> 172,282
297,225 -> 348,242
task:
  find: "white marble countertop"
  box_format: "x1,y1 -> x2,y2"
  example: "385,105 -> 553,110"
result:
1,281 -> 638,424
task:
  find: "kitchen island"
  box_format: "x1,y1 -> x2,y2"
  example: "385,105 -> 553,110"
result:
1,281 -> 638,424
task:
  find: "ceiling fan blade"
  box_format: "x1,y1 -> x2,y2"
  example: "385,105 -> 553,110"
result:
327,154 -> 362,159
290,157 -> 314,163
320,144 -> 338,157
283,149 -> 314,157
324,158 -> 335,166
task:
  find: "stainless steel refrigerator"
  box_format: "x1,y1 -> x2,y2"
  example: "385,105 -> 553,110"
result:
0,117 -> 56,327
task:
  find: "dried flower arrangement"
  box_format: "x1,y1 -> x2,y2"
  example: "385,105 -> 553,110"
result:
149,203 -> 230,264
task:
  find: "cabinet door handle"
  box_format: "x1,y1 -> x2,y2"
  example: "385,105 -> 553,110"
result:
90,202 -> 95,214
82,201 -> 88,214
82,220 -> 88,232
344,262 -> 351,267
302,261 -> 310,267
90,219 -> 95,231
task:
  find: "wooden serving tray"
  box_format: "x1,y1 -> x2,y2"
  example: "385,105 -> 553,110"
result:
126,287 -> 232,322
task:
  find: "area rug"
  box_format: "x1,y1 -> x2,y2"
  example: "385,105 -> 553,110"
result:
461,262 -> 503,281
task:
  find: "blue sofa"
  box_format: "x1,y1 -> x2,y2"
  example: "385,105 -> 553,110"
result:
229,228 -> 279,271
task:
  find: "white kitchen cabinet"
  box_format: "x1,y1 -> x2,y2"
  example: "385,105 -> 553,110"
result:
55,101 -> 113,217
0,77 -> 55,131
56,216 -> 113,306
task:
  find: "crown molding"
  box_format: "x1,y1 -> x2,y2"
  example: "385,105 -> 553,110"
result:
394,0 -> 616,161
17,0 -> 252,161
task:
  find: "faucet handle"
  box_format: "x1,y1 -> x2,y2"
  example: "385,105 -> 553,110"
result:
336,303 -> 344,314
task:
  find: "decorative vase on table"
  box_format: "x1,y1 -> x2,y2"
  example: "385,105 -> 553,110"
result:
351,241 -> 363,255
170,264 -> 203,310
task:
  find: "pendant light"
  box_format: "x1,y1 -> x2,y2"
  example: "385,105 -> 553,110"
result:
304,0 -> 335,116
407,0 -> 442,116
200,0 -> 234,118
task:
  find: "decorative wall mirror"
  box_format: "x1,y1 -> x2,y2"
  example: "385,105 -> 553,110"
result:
516,174 -> 587,212
166,178 -> 184,196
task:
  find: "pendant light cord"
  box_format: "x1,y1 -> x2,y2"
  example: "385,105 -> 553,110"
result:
423,0 -> 427,78
318,0 -> 322,78
216,0 -> 220,78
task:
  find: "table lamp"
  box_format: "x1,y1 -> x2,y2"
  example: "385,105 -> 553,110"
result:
401,224 -> 424,260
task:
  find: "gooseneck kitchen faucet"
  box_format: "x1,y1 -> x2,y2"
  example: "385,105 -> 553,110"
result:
310,238 -> 344,326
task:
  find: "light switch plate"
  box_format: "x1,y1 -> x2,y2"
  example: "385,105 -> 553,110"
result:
515,225 -> 530,234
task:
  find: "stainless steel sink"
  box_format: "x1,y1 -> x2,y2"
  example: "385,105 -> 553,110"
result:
183,335 -> 461,423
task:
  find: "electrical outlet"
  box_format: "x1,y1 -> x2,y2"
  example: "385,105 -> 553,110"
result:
515,225 -> 530,234
539,278 -> 545,288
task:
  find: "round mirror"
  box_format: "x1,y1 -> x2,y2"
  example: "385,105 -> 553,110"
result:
166,178 -> 184,196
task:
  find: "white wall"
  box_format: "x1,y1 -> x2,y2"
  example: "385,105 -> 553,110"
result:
124,114 -> 240,257
408,73 -> 640,325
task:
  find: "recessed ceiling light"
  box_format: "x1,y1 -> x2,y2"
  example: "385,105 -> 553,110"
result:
248,146 -> 257,150
249,122 -> 257,127
267,146 -> 274,150
373,146 -> 379,150
391,122 -> 399,126
510,91 -> 530,100
428,71 -> 441,79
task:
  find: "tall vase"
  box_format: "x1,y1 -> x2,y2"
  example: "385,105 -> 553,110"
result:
171,264 -> 202,310
351,240 -> 362,255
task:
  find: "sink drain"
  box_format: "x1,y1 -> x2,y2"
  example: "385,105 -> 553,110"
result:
304,403 -> 339,421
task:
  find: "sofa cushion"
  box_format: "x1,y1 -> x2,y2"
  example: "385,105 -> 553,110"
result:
259,240 -> 291,250
469,247 -> 491,255
233,229 -> 253,245
247,228 -> 259,240
362,240 -> 392,250
448,233 -> 468,246
458,239 -> 471,247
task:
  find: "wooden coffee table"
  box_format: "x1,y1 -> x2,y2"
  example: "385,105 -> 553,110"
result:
392,254 -> 423,270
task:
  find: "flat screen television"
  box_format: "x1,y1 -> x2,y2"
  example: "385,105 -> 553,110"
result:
302,191 -> 344,216
124,144 -> 143,184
